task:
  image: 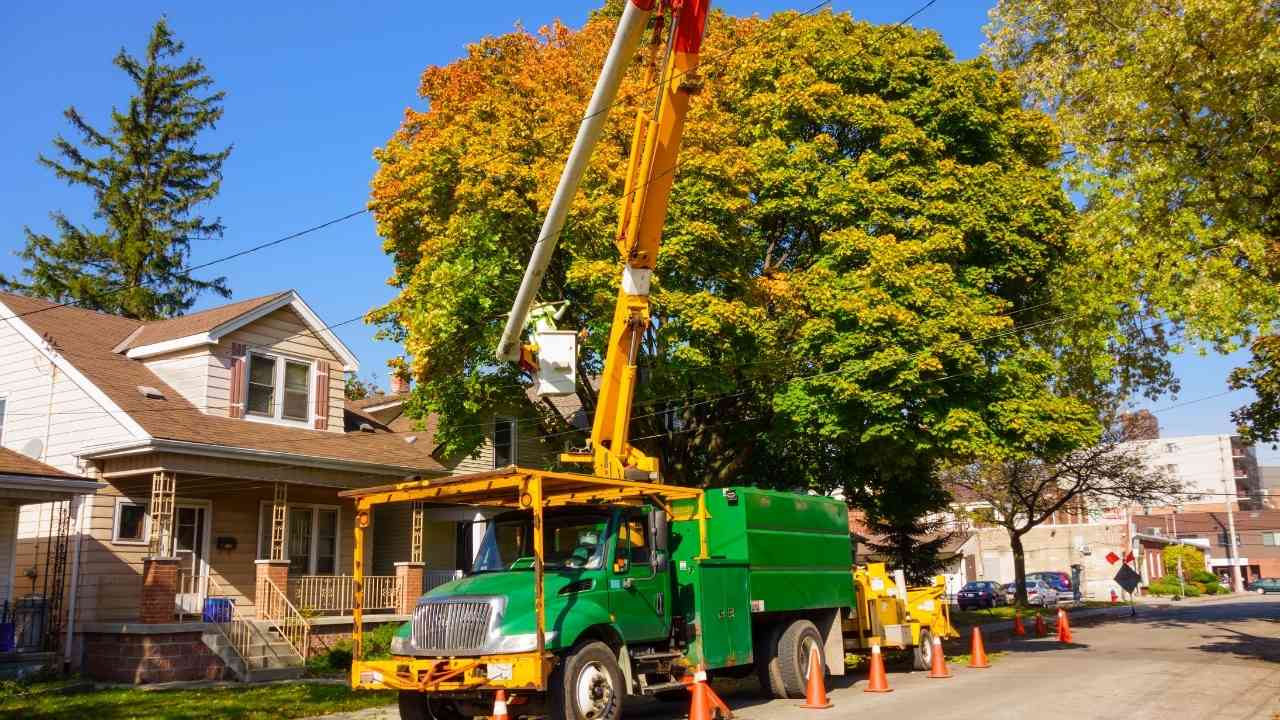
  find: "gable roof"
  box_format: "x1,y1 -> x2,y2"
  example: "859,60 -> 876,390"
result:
116,292 -> 287,351
0,292 -> 442,476
0,447 -> 78,479
114,290 -> 359,370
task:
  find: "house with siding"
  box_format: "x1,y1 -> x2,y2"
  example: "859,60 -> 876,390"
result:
0,290 -> 553,683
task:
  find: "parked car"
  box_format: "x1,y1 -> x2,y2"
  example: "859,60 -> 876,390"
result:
1003,582 -> 1017,605
1023,579 -> 1059,606
957,580 -> 1006,610
1247,577 -> 1280,594
1028,571 -> 1073,597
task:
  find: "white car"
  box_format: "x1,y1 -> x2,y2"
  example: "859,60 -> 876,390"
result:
1023,579 -> 1059,606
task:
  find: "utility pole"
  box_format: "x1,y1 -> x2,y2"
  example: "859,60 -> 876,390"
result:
1220,436 -> 1244,593
1172,507 -> 1185,598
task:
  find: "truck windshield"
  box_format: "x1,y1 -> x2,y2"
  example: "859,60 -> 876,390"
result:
471,512 -> 610,572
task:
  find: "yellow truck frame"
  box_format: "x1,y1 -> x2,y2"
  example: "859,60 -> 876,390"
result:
338,466 -> 706,694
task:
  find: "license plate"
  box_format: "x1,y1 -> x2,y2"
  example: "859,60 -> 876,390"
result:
486,663 -> 514,681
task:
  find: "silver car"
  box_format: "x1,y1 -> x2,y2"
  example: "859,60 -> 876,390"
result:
1005,579 -> 1059,606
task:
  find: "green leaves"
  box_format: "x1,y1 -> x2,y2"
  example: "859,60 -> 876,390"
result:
373,9 -> 1095,488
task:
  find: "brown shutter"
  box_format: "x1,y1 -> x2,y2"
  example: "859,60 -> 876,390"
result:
228,343 -> 247,419
314,360 -> 330,430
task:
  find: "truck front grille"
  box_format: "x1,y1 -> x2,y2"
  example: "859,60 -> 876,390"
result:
413,600 -> 494,652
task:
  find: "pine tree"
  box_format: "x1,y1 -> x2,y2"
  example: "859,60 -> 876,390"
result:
1,18 -> 232,319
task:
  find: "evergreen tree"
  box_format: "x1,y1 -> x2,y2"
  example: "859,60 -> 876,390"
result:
1,18 -> 232,319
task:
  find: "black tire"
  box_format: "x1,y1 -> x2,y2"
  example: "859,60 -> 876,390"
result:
754,622 -> 784,699
912,628 -> 933,671
547,641 -> 625,720
398,692 -> 468,720
769,619 -> 824,699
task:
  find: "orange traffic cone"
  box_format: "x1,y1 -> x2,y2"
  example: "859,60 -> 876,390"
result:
927,634 -> 951,679
689,668 -> 714,720
1013,612 -> 1026,637
968,627 -> 991,669
800,644 -> 833,709
686,666 -> 732,720
1057,607 -> 1073,644
1034,613 -> 1047,638
491,689 -> 510,720
863,643 -> 893,693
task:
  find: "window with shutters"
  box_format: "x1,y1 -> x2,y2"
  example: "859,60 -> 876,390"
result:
243,350 -> 313,426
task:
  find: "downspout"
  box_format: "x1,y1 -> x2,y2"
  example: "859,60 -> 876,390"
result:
42,365 -> 57,462
63,494 -> 86,668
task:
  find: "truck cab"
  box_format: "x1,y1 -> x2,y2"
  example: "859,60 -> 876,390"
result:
391,506 -> 672,660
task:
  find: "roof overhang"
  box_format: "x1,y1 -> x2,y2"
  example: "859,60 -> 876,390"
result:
123,291 -> 360,371
78,438 -> 445,478
0,475 -> 105,505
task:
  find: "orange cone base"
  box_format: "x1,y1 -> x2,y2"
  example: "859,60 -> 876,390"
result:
799,644 -> 834,709
800,700 -> 835,709
927,637 -> 951,679
1013,614 -> 1026,637
968,627 -> 991,669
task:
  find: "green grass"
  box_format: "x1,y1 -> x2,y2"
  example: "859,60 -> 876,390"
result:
0,680 -> 395,720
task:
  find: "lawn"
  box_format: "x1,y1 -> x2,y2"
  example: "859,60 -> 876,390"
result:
950,600 -> 1114,628
0,680 -> 395,720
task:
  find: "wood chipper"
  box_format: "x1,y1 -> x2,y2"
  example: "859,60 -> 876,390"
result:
844,563 -> 957,671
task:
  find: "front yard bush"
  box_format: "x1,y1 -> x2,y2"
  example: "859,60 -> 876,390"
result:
307,622 -> 401,676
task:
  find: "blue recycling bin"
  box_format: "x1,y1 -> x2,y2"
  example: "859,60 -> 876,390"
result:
202,597 -> 233,623
0,622 -> 14,652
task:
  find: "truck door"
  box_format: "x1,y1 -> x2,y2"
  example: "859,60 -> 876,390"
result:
608,511 -> 670,642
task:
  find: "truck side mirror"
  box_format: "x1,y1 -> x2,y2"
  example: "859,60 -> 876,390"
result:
650,510 -> 669,570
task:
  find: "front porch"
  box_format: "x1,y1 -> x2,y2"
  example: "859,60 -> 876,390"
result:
74,457 -> 474,682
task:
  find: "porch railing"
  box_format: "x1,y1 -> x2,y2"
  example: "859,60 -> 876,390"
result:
260,577 -> 310,660
425,569 -> 465,593
288,575 -> 400,615
203,576 -> 274,670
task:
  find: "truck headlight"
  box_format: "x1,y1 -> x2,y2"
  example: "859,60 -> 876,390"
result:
489,632 -> 556,653
390,634 -> 412,655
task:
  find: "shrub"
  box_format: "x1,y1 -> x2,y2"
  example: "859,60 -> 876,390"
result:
1162,545 -> 1206,576
305,622 -> 403,676
1190,570 -> 1218,584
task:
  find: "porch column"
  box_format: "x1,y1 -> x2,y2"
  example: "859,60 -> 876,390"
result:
394,562 -> 424,615
256,483 -> 290,619
410,502 -> 424,564
141,557 -> 179,624
141,471 -> 178,623
255,560 -> 290,620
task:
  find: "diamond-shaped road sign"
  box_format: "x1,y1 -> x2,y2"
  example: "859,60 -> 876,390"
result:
1105,551 -> 1120,565
1114,564 -> 1141,593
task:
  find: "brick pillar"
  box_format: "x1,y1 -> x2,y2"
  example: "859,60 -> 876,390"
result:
141,556 -> 179,624
394,562 -> 425,615
255,559 -> 291,620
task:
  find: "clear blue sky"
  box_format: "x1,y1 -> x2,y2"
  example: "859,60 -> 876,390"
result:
1,1 -> 1272,463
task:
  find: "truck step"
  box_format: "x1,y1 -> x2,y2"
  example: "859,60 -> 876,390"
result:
639,681 -> 688,695
631,650 -> 684,663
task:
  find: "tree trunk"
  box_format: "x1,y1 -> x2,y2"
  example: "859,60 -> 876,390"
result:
1010,531 -> 1029,607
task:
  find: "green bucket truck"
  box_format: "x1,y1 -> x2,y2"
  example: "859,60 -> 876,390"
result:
342,470 -> 861,719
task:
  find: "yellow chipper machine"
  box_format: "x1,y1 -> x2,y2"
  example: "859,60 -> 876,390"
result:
844,563 -> 957,671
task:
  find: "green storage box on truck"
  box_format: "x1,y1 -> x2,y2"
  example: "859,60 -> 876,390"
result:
341,470 -> 862,720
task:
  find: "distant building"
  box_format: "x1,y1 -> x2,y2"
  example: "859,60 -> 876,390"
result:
1126,434 -> 1262,512
1260,466 -> 1280,510
1132,509 -> 1280,583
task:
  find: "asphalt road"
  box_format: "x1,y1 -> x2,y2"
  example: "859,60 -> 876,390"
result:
639,594 -> 1280,720
314,594 -> 1280,720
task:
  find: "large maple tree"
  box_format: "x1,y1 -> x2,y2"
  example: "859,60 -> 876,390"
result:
369,7 -> 1099,497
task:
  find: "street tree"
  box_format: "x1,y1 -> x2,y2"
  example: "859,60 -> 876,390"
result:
986,0 -> 1280,438
369,7 -> 1100,526
0,18 -> 232,320
946,427 -> 1182,605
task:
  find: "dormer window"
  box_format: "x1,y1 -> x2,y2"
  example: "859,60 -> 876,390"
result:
246,351 -> 312,424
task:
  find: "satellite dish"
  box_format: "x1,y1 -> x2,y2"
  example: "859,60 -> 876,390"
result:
20,438 -> 44,460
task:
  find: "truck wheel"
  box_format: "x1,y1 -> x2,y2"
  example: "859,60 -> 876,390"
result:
548,641 -> 624,720
912,628 -> 933,671
398,692 -> 467,720
771,619 -> 824,699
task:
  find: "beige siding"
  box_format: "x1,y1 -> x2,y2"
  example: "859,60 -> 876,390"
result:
371,507 -> 458,576
143,350 -> 212,410
220,307 -> 346,432
442,415 -> 553,475
100,452 -> 399,490
0,503 -> 15,603
0,318 -> 138,473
